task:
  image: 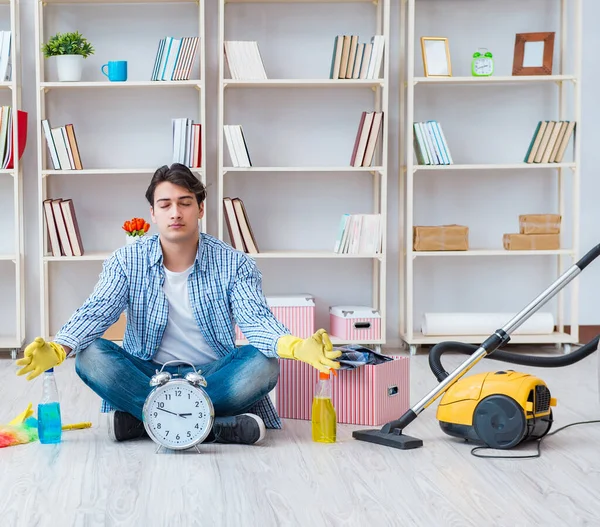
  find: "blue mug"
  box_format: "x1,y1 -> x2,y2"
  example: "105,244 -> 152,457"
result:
101,61 -> 127,82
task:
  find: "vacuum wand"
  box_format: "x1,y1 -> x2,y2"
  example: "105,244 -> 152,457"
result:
353,242 -> 600,449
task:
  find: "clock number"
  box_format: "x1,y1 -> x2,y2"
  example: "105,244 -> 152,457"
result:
153,412 -> 157,417
175,390 -> 182,397
157,423 -> 161,429
188,393 -> 191,399
165,394 -> 171,401
198,412 -> 203,418
176,434 -> 180,440
195,423 -> 199,429
187,431 -> 191,438
158,402 -> 164,409
195,401 -> 200,407
165,431 -> 169,436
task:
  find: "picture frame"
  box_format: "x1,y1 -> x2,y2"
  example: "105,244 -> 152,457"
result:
420,37 -> 452,77
512,32 -> 555,76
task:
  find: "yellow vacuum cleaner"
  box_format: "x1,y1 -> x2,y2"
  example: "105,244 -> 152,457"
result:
353,243 -> 600,450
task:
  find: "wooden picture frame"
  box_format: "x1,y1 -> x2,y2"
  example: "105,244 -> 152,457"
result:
512,32 -> 555,75
420,37 -> 452,77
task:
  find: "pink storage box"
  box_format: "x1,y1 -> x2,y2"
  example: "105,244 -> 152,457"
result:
236,294 -> 315,341
275,356 -> 410,426
329,305 -> 382,341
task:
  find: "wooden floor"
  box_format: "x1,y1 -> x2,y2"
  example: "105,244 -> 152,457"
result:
1,346 -> 600,526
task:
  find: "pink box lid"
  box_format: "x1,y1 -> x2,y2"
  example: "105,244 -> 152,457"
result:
330,305 -> 381,319
266,294 -> 315,307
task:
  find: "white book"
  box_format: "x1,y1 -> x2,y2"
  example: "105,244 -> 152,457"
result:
51,127 -> 71,170
224,125 -> 240,167
164,38 -> 182,81
233,125 -> 251,167
42,119 -> 60,170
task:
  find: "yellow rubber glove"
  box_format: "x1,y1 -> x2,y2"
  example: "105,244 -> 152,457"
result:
277,329 -> 342,374
15,337 -> 67,381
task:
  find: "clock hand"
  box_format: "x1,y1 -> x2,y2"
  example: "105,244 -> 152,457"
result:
157,407 -> 179,417
178,413 -> 193,417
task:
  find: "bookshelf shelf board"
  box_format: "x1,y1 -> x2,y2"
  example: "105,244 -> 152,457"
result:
223,79 -> 383,88
0,337 -> 25,349
43,0 -> 196,4
41,80 -> 201,89
225,166 -> 383,173
42,168 -> 203,176
414,163 -> 576,171
44,252 -> 112,262
0,169 -> 14,175
411,249 -> 574,257
413,75 -> 576,85
249,250 -> 384,260
236,337 -> 384,347
404,331 -> 576,346
226,0 -> 372,3
0,254 -> 16,261
44,251 -> 383,261
0,81 -> 12,89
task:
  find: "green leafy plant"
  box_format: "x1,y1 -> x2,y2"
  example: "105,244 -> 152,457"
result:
42,31 -> 95,59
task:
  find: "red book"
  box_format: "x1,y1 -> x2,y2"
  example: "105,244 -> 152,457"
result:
7,110 -> 28,169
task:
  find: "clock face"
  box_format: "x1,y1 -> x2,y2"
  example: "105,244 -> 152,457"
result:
474,57 -> 493,76
143,380 -> 214,450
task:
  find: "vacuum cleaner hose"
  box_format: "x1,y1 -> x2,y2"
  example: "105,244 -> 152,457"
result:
429,336 -> 600,382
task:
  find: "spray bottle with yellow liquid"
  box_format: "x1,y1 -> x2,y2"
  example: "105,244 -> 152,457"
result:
312,370 -> 337,443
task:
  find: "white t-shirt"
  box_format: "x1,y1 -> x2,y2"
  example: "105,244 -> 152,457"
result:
152,264 -> 219,366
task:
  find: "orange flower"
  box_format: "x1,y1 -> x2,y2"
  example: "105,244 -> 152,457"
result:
123,217 -> 150,237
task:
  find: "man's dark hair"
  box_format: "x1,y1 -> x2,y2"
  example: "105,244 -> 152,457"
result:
145,163 -> 206,206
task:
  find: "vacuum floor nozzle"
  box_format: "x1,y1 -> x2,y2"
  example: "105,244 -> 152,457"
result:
352,428 -> 423,449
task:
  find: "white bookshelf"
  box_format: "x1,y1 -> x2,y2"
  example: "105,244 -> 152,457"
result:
399,0 -> 582,355
0,0 -> 25,358
34,0 -> 206,341
217,0 -> 390,349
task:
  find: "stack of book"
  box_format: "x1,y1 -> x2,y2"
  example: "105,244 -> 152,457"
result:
223,125 -> 252,167
172,118 -> 202,168
334,213 -> 382,255
0,106 -> 27,170
223,197 -> 259,254
224,41 -> 267,80
41,119 -> 83,170
524,120 -> 576,164
350,111 -> 383,167
0,31 -> 11,81
151,36 -> 200,81
42,198 -> 84,257
330,35 -> 384,80
413,120 -> 453,165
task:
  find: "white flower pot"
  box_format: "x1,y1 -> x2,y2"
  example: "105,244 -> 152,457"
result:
55,55 -> 85,82
126,235 -> 145,245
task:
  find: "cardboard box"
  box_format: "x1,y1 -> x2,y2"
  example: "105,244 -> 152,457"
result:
103,313 -> 126,341
519,214 -> 561,235
503,233 -> 560,250
329,305 -> 381,341
275,356 -> 410,426
236,294 -> 315,341
413,224 -> 469,251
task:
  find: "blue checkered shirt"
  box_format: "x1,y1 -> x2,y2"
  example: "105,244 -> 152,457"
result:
54,233 -> 290,429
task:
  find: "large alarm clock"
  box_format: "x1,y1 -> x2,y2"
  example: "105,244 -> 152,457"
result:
471,49 -> 494,77
142,360 -> 214,452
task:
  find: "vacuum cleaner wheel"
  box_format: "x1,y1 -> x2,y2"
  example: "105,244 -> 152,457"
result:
473,395 -> 527,449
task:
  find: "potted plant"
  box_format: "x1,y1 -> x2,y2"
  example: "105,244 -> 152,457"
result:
42,31 -> 95,82
123,217 -> 150,245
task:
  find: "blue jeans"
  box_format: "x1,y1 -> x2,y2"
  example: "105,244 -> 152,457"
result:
75,338 -> 280,422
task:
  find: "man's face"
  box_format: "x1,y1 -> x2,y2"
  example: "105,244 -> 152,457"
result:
150,181 -> 204,244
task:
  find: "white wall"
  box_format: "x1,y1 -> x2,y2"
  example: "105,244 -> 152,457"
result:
9,0 -> 600,347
